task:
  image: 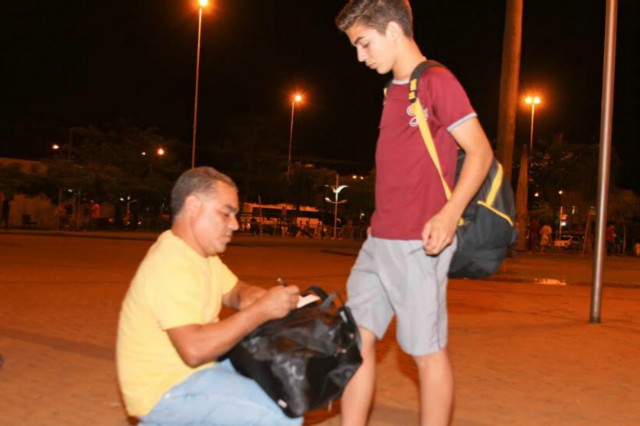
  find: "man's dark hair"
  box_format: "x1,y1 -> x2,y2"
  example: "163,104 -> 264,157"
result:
335,0 -> 413,38
171,167 -> 237,217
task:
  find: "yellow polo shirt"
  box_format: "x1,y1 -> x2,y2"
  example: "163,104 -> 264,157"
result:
116,230 -> 237,416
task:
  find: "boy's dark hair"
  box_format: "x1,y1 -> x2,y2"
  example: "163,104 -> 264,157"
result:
171,167 -> 237,217
335,0 -> 413,38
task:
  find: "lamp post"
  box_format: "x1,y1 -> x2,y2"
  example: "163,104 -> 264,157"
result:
558,189 -> 565,240
191,0 -> 209,169
516,95 -> 541,251
525,95 -> 541,153
324,174 -> 348,239
287,93 -> 303,182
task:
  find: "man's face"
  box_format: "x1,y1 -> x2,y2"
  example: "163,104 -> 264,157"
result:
346,22 -> 395,75
191,181 -> 239,256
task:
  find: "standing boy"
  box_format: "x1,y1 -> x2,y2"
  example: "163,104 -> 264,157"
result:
335,1 -> 494,425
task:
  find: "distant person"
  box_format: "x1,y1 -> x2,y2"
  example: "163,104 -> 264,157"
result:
335,1 -> 494,425
540,223 -> 553,252
250,216 -> 258,236
116,167 -> 302,426
1,195 -> 11,230
606,223 -> 616,255
90,201 -> 100,230
54,204 -> 68,230
529,217 -> 540,252
81,202 -> 91,230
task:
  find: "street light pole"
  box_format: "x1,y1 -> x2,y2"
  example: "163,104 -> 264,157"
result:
287,93 -> 303,182
525,95 -> 541,153
324,174 -> 348,239
191,0 -> 208,169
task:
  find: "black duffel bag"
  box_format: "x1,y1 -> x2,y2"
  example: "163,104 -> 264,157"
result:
227,285 -> 362,418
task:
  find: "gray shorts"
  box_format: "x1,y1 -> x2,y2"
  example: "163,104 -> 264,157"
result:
346,236 -> 456,356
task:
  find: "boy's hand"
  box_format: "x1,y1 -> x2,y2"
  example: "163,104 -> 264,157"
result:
421,211 -> 457,255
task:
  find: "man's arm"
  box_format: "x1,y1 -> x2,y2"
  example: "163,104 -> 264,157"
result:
222,280 -> 266,311
422,117 -> 493,255
167,284 -> 299,368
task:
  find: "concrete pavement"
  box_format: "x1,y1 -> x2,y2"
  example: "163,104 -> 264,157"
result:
0,231 -> 639,425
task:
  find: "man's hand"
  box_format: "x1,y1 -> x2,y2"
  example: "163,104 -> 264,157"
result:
252,284 -> 300,322
421,209 -> 458,255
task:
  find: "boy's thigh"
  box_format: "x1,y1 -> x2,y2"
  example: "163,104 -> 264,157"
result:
141,360 -> 302,426
354,237 -> 455,356
393,240 -> 455,355
346,237 -> 395,340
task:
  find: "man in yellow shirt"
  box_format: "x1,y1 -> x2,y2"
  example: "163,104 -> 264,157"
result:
117,167 -> 303,425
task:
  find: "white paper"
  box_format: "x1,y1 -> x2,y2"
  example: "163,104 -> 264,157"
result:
297,294 -> 321,308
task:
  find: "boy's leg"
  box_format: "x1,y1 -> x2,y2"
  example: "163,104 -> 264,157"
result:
393,240 -> 455,426
340,327 -> 376,426
341,237 -> 393,426
414,348 -> 454,426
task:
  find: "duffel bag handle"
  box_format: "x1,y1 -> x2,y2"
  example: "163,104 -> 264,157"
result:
277,278 -> 342,312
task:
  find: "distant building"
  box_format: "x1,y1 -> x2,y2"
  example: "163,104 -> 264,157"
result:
0,157 -> 55,229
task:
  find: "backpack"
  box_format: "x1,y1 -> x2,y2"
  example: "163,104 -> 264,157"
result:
386,60 -> 518,278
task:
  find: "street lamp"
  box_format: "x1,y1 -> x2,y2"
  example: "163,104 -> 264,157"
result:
191,0 -> 209,169
287,92 -> 303,182
525,95 -> 541,153
324,174 -> 348,239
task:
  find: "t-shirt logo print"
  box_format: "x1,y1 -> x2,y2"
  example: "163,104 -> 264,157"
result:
407,104 -> 428,127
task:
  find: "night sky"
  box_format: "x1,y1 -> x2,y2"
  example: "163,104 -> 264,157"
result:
1,0 -> 637,190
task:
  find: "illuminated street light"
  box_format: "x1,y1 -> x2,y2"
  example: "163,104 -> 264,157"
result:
287,92 -> 304,182
191,0 -> 209,168
324,174 -> 348,239
525,95 -> 541,153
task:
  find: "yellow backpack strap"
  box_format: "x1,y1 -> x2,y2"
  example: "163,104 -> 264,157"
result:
409,61 -> 453,200
412,98 -> 452,199
485,161 -> 503,207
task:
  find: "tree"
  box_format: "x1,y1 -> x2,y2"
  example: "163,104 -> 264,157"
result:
0,162 -> 26,197
525,133 -> 609,230
496,0 -> 523,182
216,114 -> 289,204
22,122 -> 184,228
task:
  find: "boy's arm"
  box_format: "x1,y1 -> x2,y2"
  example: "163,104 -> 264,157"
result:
421,117 -> 493,255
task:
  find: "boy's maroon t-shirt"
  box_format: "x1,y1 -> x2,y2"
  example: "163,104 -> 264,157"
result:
371,67 -> 477,240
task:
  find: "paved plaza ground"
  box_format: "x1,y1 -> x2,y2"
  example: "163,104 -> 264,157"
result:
1,231 -> 639,425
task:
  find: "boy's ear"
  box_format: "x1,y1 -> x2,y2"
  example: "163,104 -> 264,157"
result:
386,20 -> 404,40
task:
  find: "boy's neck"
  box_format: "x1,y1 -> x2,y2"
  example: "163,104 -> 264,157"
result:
392,41 -> 426,80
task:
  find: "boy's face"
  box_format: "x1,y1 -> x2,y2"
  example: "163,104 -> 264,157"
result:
346,22 -> 396,75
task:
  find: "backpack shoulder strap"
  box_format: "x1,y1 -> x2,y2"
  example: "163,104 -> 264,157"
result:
383,60 -> 445,97
408,60 -> 453,199
408,60 -> 445,103
382,60 -> 452,199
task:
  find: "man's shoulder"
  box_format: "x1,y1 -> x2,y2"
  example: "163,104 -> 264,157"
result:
140,232 -> 195,270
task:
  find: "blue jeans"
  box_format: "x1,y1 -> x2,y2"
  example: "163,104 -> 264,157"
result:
141,359 -> 303,426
